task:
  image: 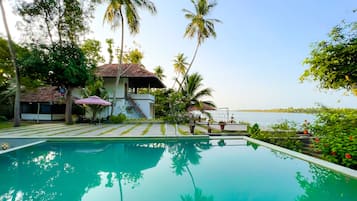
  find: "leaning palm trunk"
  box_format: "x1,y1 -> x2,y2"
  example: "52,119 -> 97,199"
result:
0,0 -> 21,127
179,41 -> 200,91
111,9 -> 125,116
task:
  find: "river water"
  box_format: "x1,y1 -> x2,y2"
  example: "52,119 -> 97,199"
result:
207,110 -> 316,128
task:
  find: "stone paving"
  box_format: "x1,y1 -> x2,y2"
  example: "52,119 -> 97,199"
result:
0,123 -> 212,138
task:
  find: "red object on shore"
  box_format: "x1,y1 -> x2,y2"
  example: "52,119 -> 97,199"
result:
303,130 -> 308,134
345,153 -> 352,159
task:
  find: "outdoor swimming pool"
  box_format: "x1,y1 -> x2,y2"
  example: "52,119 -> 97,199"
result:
0,139 -> 356,201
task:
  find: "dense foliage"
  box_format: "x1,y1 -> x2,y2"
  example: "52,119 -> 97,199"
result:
249,123 -> 302,152
310,108 -> 357,169
109,113 -> 127,123
300,20 -> 357,94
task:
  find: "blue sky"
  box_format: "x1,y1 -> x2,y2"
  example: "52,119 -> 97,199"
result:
1,0 -> 356,109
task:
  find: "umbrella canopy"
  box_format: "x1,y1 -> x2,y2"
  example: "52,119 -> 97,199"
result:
75,96 -> 111,106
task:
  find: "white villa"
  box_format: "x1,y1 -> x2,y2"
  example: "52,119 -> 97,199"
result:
20,64 -> 165,121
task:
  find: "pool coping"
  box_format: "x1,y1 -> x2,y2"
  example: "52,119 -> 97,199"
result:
0,140 -> 46,155
211,136 -> 357,179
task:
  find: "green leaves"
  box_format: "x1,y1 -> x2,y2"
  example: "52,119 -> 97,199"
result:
310,108 -> 357,169
301,20 -> 357,94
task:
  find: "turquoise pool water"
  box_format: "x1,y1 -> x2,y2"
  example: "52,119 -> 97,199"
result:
0,139 -> 356,201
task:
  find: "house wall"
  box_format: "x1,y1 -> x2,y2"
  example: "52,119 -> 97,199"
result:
129,94 -> 155,119
104,77 -> 127,98
21,114 -> 64,121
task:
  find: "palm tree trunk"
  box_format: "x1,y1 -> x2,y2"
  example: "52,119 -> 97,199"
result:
179,41 -> 200,91
111,9 -> 125,116
65,87 -> 73,124
186,165 -> 197,190
119,174 -> 123,201
0,0 -> 21,127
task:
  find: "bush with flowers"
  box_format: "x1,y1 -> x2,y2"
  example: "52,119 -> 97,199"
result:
310,108 -> 357,169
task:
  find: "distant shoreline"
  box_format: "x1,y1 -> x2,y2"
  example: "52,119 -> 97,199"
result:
224,108 -> 357,114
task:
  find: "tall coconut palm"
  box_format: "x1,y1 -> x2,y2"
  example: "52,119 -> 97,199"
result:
173,53 -> 188,77
153,65 -> 165,81
103,0 -> 156,116
173,53 -> 188,88
0,0 -> 21,126
180,73 -> 215,111
179,0 -> 221,90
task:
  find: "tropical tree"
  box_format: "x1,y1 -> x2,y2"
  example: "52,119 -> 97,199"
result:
106,38 -> 114,64
16,0 -> 95,45
81,39 -> 105,66
103,0 -> 157,116
153,65 -> 165,81
300,20 -> 357,95
122,48 -> 143,64
174,53 -> 188,76
179,0 -> 221,89
173,53 -> 188,88
180,73 -> 215,111
0,0 -> 21,126
17,0 -> 96,124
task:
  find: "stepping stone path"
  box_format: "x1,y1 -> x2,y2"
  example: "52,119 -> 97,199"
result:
0,123 -> 210,138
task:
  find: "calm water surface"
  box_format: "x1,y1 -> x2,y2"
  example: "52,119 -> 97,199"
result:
0,140 -> 356,201
208,111 -> 316,127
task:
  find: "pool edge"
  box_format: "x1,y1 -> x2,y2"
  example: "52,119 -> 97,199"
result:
213,136 -> 357,179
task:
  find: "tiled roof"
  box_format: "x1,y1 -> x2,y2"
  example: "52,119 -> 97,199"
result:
96,64 -> 165,88
21,86 -> 65,103
96,64 -> 157,78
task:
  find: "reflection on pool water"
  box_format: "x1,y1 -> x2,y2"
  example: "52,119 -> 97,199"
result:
0,139 -> 356,201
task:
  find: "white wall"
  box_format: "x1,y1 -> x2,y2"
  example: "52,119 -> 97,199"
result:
21,114 -> 65,121
130,94 -> 155,119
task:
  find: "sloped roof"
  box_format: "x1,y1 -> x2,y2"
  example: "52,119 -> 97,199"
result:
96,64 -> 165,88
21,86 -> 65,103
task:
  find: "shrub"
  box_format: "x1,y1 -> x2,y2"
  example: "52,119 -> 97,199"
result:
251,131 -> 302,152
248,123 -> 261,135
271,120 -> 297,131
310,108 -> 357,169
109,113 -> 126,124
0,116 -> 7,122
249,123 -> 302,152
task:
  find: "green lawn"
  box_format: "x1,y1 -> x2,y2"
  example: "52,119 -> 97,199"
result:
0,121 -> 33,129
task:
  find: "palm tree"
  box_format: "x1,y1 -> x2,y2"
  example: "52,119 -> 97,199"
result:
153,65 -> 165,81
173,53 -> 188,77
173,53 -> 188,88
0,0 -> 21,126
103,0 -> 156,116
180,73 -> 215,111
179,0 -> 221,90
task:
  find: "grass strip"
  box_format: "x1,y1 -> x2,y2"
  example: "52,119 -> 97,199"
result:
178,126 -> 189,135
160,123 -> 166,135
0,122 -> 34,130
21,126 -> 74,136
47,127 -> 85,136
98,125 -> 125,136
141,123 -> 153,135
121,124 -> 141,135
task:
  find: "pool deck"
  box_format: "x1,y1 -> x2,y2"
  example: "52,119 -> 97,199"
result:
0,123 -> 210,138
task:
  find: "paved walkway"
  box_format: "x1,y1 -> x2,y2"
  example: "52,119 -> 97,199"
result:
0,123 -> 211,138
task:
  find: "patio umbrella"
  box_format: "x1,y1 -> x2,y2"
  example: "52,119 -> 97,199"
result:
75,96 -> 111,122
75,96 -> 111,106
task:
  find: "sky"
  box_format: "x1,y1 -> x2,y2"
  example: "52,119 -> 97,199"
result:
0,0 -> 356,110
